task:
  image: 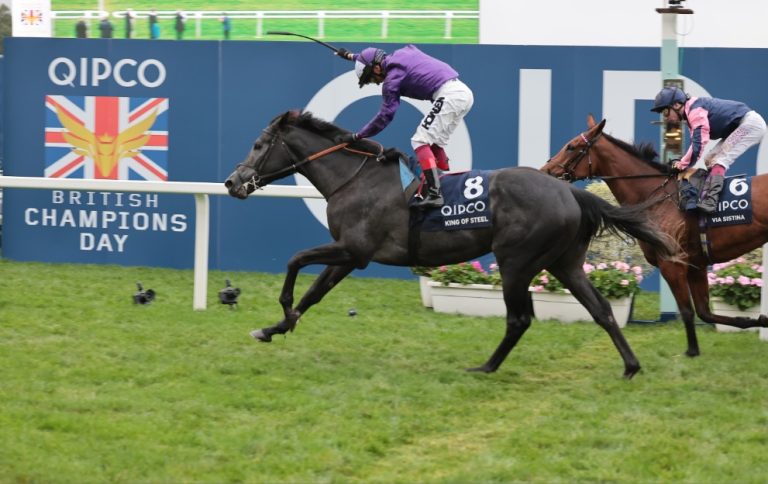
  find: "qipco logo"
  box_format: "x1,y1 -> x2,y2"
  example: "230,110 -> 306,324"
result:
48,57 -> 167,88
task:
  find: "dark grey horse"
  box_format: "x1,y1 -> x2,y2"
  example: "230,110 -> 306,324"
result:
224,111 -> 675,378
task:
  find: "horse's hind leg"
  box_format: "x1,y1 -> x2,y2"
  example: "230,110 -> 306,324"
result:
552,267 -> 641,379
658,261 -> 700,357
688,265 -> 768,330
468,271 -> 534,373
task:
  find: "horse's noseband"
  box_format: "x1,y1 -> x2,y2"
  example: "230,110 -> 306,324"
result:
238,128 -> 293,192
237,125 -> 385,195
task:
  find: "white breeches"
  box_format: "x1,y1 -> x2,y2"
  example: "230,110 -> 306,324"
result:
705,110 -> 767,169
411,79 -> 474,150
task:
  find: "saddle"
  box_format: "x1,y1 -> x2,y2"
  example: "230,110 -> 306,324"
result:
678,168 -> 753,260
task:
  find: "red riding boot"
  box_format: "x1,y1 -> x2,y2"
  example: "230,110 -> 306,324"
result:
431,144 -> 450,171
413,145 -> 444,209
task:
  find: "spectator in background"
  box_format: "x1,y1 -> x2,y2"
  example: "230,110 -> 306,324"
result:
220,13 -> 231,40
174,10 -> 186,40
75,18 -> 88,38
99,15 -> 114,39
124,8 -> 135,39
149,9 -> 159,39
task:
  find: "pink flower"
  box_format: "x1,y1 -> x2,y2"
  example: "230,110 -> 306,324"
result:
751,278 -> 763,287
471,260 -> 484,272
632,266 -> 643,276
620,279 -> 630,286
540,275 -> 549,284
597,263 -> 608,270
613,261 -> 630,272
737,275 -> 751,286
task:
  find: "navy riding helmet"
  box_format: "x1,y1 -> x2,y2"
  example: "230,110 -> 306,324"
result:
355,48 -> 387,88
651,86 -> 688,113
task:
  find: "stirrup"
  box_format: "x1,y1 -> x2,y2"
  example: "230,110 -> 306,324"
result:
413,193 -> 444,209
697,198 -> 718,213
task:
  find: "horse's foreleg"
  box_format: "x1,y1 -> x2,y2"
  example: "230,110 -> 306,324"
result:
658,261 -> 700,357
251,243 -> 359,343
294,264 -> 356,314
688,266 -> 768,329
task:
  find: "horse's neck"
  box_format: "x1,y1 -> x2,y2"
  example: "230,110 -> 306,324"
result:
599,152 -> 668,206
301,148 -> 389,199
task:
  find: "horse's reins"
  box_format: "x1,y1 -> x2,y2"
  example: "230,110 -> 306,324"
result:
240,128 -> 384,196
550,130 -> 678,206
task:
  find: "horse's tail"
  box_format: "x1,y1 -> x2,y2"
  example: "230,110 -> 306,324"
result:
570,187 -> 677,260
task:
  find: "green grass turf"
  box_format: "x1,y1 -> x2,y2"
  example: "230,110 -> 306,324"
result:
1,259 -> 767,483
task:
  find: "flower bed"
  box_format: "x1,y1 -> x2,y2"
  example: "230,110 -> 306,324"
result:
707,258 -> 762,311
418,259 -> 643,324
708,258 -> 763,332
530,261 -> 643,299
427,261 -> 504,316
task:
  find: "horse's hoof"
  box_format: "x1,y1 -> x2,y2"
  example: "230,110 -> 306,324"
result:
623,366 -> 641,380
250,329 -> 272,343
684,349 -> 700,358
466,365 -> 495,373
759,314 -> 768,327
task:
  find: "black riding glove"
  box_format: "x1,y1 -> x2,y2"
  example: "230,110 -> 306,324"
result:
669,158 -> 682,175
335,48 -> 352,61
335,133 -> 358,144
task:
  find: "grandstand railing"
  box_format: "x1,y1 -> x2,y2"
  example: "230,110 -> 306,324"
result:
52,10 -> 479,39
0,176 -> 323,310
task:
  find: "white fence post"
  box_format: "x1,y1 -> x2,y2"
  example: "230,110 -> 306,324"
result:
193,194 -> 210,310
256,11 -> 263,38
444,11 -> 453,39
318,11 -> 325,39
381,11 -> 389,39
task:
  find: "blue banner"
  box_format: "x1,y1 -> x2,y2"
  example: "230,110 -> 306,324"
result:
3,38 -> 768,284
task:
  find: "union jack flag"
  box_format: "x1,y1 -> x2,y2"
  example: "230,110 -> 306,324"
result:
44,95 -> 169,180
20,10 -> 44,26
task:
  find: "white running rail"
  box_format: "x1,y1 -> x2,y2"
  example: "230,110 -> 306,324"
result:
0,176 -> 323,310
53,10 -> 479,40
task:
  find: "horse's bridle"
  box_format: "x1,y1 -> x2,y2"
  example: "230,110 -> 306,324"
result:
239,127 -> 384,194
548,130 -> 678,208
548,132 -> 602,182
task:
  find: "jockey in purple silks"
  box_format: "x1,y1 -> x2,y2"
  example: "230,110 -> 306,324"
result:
652,86 -> 767,213
335,45 -> 474,208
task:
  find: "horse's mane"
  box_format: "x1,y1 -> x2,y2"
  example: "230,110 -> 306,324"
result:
274,110 -> 401,162
602,133 -> 673,174
275,110 -> 348,139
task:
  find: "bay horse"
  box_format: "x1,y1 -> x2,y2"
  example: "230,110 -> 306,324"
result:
542,115 -> 768,357
224,110 -> 675,378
